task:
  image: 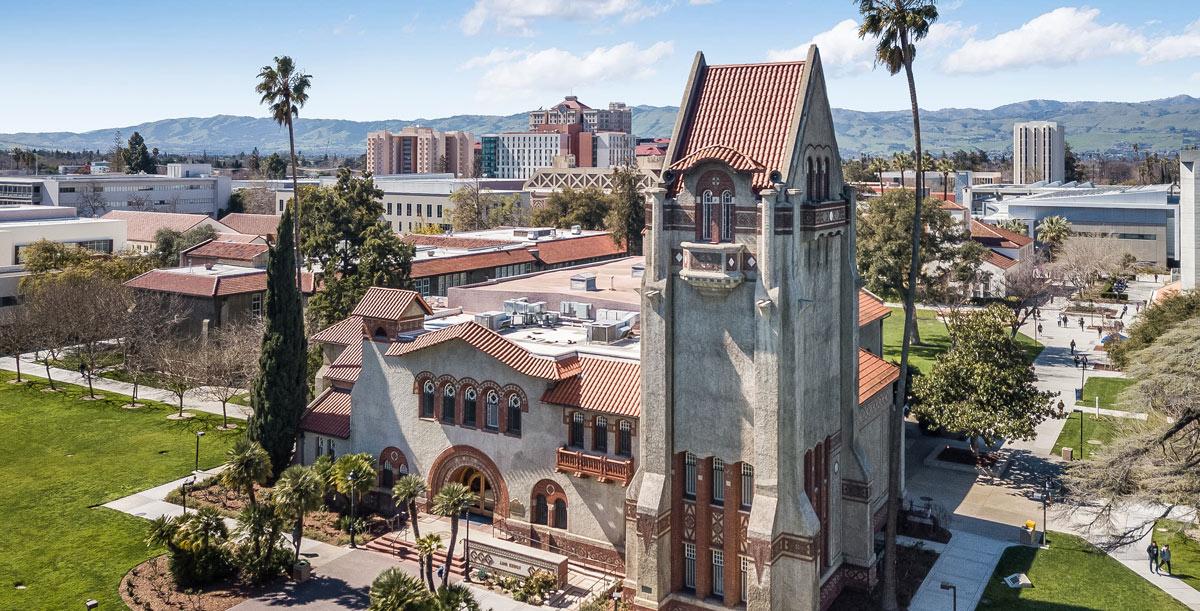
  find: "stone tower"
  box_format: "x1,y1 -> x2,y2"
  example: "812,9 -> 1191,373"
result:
625,47 -> 884,610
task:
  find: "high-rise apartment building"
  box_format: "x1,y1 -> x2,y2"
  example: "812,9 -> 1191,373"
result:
528,96 -> 633,134
365,127 -> 475,177
1012,121 -> 1065,184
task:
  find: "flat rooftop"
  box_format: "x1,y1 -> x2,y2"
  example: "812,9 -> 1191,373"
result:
159,264 -> 263,278
451,256 -> 642,311
425,312 -> 640,360
0,174 -> 220,183
409,227 -> 612,259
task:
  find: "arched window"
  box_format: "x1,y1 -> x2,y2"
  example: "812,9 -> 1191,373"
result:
379,467 -> 395,488
506,394 -> 522,435
421,381 -> 436,419
806,157 -> 815,201
485,391 -> 500,431
534,494 -> 549,525
701,190 -> 717,243
720,190 -> 734,242
373,327 -> 387,340
441,385 -> 456,424
553,499 -> 568,529
593,416 -> 608,453
822,156 -> 831,200
569,412 -> 585,448
463,388 -> 478,428
617,420 -> 633,457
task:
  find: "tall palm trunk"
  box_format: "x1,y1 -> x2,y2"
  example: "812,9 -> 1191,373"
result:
408,499 -> 422,540
292,511 -> 305,563
443,516 -> 459,587
286,113 -> 302,286
883,32 -> 924,611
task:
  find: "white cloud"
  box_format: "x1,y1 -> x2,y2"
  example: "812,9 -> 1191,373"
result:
461,0 -> 664,36
689,0 -> 718,4
922,21 -> 976,51
462,41 -> 675,98
767,19 -> 876,75
1142,19 -> 1200,64
942,7 -> 1145,74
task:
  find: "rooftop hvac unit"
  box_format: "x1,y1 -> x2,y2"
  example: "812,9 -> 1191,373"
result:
560,300 -> 593,320
502,297 -> 528,314
584,320 -> 626,344
631,263 -> 645,278
570,224 -> 582,235
570,273 -> 597,291
473,311 -> 510,331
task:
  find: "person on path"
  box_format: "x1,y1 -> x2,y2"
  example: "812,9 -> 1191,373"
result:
1161,544 -> 1172,576
1070,339 -> 1076,354
1037,323 -> 1043,336
1148,542 -> 1160,574
1074,355 -> 1081,367
1121,305 -> 1128,318
1079,317 -> 1086,331
1082,355 -> 1089,367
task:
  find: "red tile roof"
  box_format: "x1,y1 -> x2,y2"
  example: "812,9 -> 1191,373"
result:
985,250 -> 1017,270
351,287 -> 433,320
635,144 -> 667,156
970,219 -> 1033,249
670,144 -> 766,173
181,240 -> 269,262
124,268 -> 266,297
411,249 -> 536,278
385,321 -> 578,380
541,356 -> 641,418
534,234 -> 625,265
312,316 -> 366,345
324,363 -> 361,384
939,201 -> 965,211
859,349 -> 899,404
405,235 -> 512,250
220,213 -> 281,239
858,290 -> 891,326
330,340 -> 363,368
102,210 -> 226,243
300,388 -> 352,439
214,232 -> 263,243
672,60 -> 806,191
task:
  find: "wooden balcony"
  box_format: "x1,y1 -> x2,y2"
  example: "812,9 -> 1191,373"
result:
556,447 -> 635,486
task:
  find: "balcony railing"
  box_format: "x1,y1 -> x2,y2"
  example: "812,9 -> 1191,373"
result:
556,447 -> 635,486
678,241 -> 747,292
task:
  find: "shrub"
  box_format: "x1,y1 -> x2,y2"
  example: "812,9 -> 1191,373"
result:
1109,289 -> 1200,368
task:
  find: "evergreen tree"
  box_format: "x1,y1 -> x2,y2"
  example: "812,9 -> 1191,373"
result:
248,208 -> 309,478
123,132 -> 154,174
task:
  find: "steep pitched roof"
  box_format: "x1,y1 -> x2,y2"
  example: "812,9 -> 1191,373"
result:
350,287 -> 433,320
858,290 -> 891,326
859,349 -> 899,404
541,356 -> 641,418
670,144 -> 766,173
312,316 -> 366,345
970,219 -> 1033,249
102,210 -> 226,243
671,59 -> 806,191
300,388 -> 352,439
219,213 -> 281,239
985,250 -> 1018,270
385,321 -> 578,380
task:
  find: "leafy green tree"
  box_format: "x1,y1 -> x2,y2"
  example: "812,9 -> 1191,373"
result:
432,482 -> 478,587
1108,289 -> 1200,369
263,153 -> 288,179
912,305 -> 1056,455
857,1 -> 940,606
123,131 -> 154,174
605,166 -> 645,255
486,194 -> 529,228
533,187 -> 609,229
1064,142 -> 1086,183
415,534 -> 444,591
257,56 -> 312,265
449,180 -> 499,232
234,501 -> 291,583
1035,215 -> 1071,256
146,508 -> 234,587
154,224 -> 217,266
272,464 -> 326,563
247,208 -> 309,477
332,453 -> 377,545
394,473 -> 428,540
221,438 -> 272,508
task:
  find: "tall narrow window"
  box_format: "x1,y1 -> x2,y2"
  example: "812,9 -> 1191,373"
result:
617,420 -> 632,457
569,412 -> 585,448
741,464 -> 754,509
712,550 -> 725,597
822,156 -> 831,200
463,388 -> 478,427
485,391 -> 499,430
740,556 -> 750,602
553,499 -> 567,529
534,494 -> 548,525
701,190 -> 716,243
683,543 -> 697,591
712,458 -> 725,505
806,157 -> 815,201
507,394 -> 522,435
593,417 -> 608,453
441,385 -> 456,423
684,453 -> 698,499
421,381 -> 436,419
721,190 -> 734,241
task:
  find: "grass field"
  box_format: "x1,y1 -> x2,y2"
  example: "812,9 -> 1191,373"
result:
883,307 -> 1044,374
0,372 -> 240,609
1052,413 -> 1123,461
978,531 -> 1188,610
1153,520 -> 1200,593
1077,377 -> 1136,409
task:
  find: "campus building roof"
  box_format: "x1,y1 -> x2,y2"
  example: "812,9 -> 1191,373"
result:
541,355 -> 641,418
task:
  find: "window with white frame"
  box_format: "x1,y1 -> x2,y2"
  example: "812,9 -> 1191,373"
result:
506,394 -> 522,435
485,391 -> 500,430
740,556 -> 750,602
441,385 -> 456,423
712,458 -> 725,505
684,453 -> 698,499
683,542 -> 696,591
741,463 -> 754,509
421,381 -> 436,418
712,550 -> 725,597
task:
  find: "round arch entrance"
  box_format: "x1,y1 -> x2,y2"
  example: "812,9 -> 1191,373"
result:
427,445 -> 510,523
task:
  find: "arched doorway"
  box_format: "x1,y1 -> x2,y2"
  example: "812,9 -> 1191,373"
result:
453,466 -> 496,518
427,445 -> 510,526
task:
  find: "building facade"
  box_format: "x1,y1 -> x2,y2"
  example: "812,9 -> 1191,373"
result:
0,173 -> 231,216
366,128 -> 475,177
1012,121 -> 1065,184
528,97 -> 632,134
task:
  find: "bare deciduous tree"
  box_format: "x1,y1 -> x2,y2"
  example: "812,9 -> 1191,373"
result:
0,307 -> 35,383
1051,236 -> 1129,299
999,253 -> 1055,338
198,320 -> 262,429
117,290 -> 190,407
153,339 -> 200,418
24,279 -> 76,390
66,275 -> 131,398
76,182 -> 108,218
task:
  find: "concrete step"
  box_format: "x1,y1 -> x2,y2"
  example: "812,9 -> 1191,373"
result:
364,534 -> 469,576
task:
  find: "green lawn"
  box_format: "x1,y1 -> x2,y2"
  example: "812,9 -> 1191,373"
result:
978,531 -> 1188,610
0,372 -> 240,609
1052,413 -> 1122,461
1077,377 -> 1136,409
1153,520 -> 1200,593
883,307 -> 1043,374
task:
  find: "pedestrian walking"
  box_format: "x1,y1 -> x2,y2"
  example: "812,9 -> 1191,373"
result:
1121,305 -> 1128,319
1037,323 -> 1043,336
1148,542 -> 1160,574
1074,355 -> 1081,367
1137,301 -> 1142,313
1161,544 -> 1172,576
1079,317 -> 1085,331
78,362 -> 86,378
1070,339 -> 1076,354
1082,355 -> 1089,367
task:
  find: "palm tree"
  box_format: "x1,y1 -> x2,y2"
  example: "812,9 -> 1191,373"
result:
998,219 -> 1029,236
177,507 -> 230,552
255,56 -> 312,276
891,151 -> 912,189
332,453 -> 378,547
435,583 -> 481,611
394,474 -> 428,540
221,438 -> 272,509
858,1 -> 939,609
236,501 -> 287,583
868,156 -> 888,193
1036,215 -> 1071,257
369,567 -> 433,610
934,157 -> 955,201
272,464 -> 326,564
432,482 -> 478,587
415,534 -> 444,592
146,514 -> 181,550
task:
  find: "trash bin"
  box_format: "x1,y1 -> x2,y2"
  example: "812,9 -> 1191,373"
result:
1075,388 -> 1083,401
1062,447 -> 1073,461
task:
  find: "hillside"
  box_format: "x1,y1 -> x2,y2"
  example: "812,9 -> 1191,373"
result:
3,97 -> 1197,157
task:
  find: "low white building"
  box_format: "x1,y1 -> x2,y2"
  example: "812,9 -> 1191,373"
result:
0,173 -> 231,217
0,205 -> 128,308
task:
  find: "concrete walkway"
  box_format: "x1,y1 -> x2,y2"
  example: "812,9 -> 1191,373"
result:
0,352 -> 251,421
908,530 -> 1009,611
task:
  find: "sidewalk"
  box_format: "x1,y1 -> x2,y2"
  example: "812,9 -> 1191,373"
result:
908,530 -> 1010,611
0,352 -> 251,421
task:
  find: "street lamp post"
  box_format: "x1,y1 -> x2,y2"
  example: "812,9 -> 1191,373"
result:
348,471 -> 357,549
193,430 -> 205,474
463,508 -> 472,580
940,582 -> 957,611
1073,408 -> 1085,460
1041,479 -> 1052,546
611,590 -> 622,611
182,475 -> 195,514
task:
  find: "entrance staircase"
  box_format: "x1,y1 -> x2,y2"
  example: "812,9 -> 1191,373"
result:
364,532 -> 470,577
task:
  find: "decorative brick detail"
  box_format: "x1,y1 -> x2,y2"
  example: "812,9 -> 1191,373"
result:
796,201 -> 848,230
710,512 -> 724,547
737,514 -> 749,554
682,503 -> 696,542
497,519 -> 626,574
771,532 -> 817,562
377,446 -> 408,474
774,207 -> 794,234
425,445 -> 509,518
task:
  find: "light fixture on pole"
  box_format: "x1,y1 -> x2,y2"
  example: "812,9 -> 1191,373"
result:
348,471 -> 357,549
1073,407 -> 1085,460
463,508 -> 472,579
182,475 -> 196,514
940,582 -> 957,611
194,430 -> 205,474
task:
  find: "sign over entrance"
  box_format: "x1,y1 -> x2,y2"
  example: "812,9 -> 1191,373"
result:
466,533 -> 568,587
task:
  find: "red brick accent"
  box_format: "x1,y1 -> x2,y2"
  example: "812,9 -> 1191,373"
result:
670,452 -> 685,593
695,457 -> 713,598
496,519 -> 626,574
723,462 -> 743,606
426,445 -> 510,521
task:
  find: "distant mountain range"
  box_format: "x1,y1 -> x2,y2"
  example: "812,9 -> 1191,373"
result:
3,96 -> 1198,157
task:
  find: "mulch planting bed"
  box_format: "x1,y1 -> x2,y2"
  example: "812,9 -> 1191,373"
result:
119,555 -> 277,611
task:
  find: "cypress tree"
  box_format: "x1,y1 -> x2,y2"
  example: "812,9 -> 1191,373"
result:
248,207 -> 308,477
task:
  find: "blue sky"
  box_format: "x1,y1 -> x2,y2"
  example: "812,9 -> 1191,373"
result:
1,0 -> 1198,133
